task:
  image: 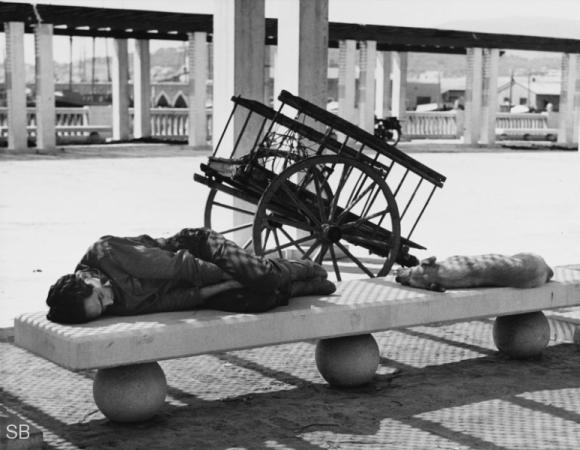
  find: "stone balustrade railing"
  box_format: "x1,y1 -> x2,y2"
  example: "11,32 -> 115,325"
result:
147,108 -> 188,138
0,107 -> 89,137
0,107 -> 555,143
404,111 -> 461,139
495,112 -> 549,129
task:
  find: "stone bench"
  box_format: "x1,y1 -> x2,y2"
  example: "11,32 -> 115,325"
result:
14,267 -> 580,423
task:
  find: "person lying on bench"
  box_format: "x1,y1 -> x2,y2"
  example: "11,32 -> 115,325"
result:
46,227 -> 336,324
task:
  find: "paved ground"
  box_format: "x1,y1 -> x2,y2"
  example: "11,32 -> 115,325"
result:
1,143 -> 580,449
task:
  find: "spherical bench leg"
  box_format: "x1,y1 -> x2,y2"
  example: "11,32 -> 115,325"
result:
315,334 -> 380,387
492,311 -> 550,359
93,362 -> 167,423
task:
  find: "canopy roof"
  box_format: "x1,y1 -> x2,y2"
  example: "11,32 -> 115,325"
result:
1,1 -> 580,53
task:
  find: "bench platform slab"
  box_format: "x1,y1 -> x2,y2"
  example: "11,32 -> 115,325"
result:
14,267 -> 580,371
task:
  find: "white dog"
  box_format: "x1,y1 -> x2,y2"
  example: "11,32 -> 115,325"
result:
395,253 -> 554,292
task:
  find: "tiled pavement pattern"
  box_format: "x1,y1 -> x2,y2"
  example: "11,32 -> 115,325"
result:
2,145 -> 580,448
2,318 -> 580,449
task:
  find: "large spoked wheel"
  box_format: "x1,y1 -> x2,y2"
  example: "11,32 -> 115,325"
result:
252,155 -> 401,281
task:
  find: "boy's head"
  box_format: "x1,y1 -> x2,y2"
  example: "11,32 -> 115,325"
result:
46,271 -> 114,324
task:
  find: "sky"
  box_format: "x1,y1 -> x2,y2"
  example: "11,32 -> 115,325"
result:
3,0 -> 580,63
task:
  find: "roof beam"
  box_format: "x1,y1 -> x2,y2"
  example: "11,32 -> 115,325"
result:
1,2 -> 579,53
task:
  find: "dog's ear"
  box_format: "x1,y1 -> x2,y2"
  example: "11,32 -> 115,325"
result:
420,256 -> 437,267
428,282 -> 445,292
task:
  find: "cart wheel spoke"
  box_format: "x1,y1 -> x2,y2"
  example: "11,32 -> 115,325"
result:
215,221 -> 254,236
279,182 -> 321,227
335,241 -> 375,278
327,245 -> 342,281
262,227 -> 272,249
272,228 -> 284,259
343,169 -> 371,213
313,171 -> 330,221
328,162 -> 353,221
315,243 -> 329,265
260,233 -> 316,257
241,237 -> 253,250
212,201 -> 255,217
278,227 -> 314,258
335,182 -> 376,225
302,239 -> 322,260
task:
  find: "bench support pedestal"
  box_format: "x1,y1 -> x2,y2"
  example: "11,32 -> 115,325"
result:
493,311 -> 550,359
315,334 -> 380,387
93,362 -> 167,422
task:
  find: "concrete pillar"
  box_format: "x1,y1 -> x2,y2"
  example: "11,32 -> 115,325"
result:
574,56 -> 580,146
464,47 -> 483,145
480,48 -> 499,145
272,0 -> 329,109
338,39 -> 356,123
213,0 -> 265,157
213,0 -> 265,238
133,39 -> 151,139
34,24 -> 56,150
265,44 -> 275,103
378,51 -> 392,118
391,52 -> 408,122
187,31 -> 208,147
558,53 -> 578,145
272,0 -> 299,102
4,22 -> 27,150
112,38 -> 130,141
357,41 -> 377,132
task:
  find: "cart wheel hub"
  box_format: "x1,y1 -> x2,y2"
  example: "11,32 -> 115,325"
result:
321,224 -> 342,243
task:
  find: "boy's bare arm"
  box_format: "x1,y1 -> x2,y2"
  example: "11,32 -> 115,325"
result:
198,280 -> 243,301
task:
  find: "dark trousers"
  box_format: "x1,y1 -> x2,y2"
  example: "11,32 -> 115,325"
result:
166,228 -> 291,312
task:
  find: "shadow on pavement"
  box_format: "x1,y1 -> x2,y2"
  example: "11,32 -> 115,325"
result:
2,340 -> 580,449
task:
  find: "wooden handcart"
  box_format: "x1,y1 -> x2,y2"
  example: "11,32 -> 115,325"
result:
194,90 -> 446,280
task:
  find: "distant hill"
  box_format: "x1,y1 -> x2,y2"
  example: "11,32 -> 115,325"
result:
50,46 -> 188,84
407,52 -> 561,78
1,44 -> 562,84
0,46 -> 188,84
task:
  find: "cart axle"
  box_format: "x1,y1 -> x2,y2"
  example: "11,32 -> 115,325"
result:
321,223 -> 342,243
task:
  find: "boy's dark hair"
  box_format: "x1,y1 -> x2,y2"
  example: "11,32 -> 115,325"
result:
46,274 -> 94,324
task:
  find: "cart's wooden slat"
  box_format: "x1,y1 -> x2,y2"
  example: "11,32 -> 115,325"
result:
231,97 -> 397,182
231,95 -> 444,189
278,90 -> 447,187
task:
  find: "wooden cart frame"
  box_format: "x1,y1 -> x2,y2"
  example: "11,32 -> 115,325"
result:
194,90 -> 446,280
